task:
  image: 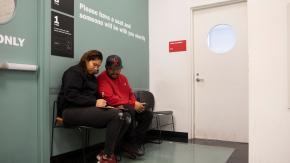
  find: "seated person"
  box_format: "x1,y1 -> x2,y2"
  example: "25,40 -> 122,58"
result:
97,55 -> 153,158
57,50 -> 130,163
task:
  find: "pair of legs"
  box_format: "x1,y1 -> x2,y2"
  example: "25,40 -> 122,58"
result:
122,105 -> 153,153
62,106 -> 131,156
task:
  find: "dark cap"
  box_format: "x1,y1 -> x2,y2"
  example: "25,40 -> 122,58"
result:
105,55 -> 123,69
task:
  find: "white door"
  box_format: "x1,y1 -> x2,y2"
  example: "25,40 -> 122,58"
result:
193,2 -> 248,142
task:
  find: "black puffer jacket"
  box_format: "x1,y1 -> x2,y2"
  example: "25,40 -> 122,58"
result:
57,64 -> 98,117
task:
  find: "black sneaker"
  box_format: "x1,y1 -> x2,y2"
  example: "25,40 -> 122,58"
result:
135,144 -> 145,156
121,143 -> 144,157
123,151 -> 137,160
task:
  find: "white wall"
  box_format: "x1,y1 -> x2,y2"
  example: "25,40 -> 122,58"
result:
149,0 -> 245,138
248,0 -> 290,162
150,0 -> 290,161
149,0 -> 192,136
149,0 -> 192,135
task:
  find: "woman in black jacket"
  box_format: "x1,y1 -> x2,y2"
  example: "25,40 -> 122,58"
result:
57,50 -> 130,163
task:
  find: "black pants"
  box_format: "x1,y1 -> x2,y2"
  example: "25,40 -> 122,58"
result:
123,105 -> 153,145
63,107 -> 131,155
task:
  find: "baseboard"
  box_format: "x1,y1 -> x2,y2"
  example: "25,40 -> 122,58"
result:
50,143 -> 104,163
146,130 -> 188,143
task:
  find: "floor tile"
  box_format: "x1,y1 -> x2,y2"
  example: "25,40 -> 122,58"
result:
122,141 -> 234,163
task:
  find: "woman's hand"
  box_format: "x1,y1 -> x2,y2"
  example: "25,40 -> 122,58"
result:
96,99 -> 107,107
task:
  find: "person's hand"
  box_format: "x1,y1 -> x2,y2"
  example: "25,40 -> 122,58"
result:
135,101 -> 145,113
117,105 -> 125,109
96,99 -> 107,107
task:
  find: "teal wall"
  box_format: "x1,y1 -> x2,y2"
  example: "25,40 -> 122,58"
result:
0,0 -> 39,163
50,0 -> 149,155
50,0 -> 149,90
0,0 -> 148,162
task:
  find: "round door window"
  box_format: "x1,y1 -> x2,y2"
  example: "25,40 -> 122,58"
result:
207,24 -> 236,54
0,0 -> 16,24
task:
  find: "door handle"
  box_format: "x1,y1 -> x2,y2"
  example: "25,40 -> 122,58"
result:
196,78 -> 204,82
0,62 -> 38,71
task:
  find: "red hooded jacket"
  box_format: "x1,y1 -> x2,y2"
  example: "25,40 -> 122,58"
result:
97,71 -> 136,107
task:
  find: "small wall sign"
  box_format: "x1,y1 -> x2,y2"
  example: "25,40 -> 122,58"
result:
169,40 -> 187,53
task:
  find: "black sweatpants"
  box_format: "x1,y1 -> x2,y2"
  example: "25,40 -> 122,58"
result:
63,106 -> 131,155
123,105 -> 153,145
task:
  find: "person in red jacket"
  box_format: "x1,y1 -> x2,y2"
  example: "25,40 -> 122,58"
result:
97,55 -> 153,158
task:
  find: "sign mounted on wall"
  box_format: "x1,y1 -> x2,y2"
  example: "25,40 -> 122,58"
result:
51,11 -> 74,58
51,0 -> 74,16
169,40 -> 187,53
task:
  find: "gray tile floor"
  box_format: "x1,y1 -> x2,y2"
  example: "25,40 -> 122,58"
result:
191,139 -> 248,163
52,139 -> 248,163
120,139 -> 248,163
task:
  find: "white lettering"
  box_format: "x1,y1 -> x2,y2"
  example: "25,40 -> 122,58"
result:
114,19 -> 124,26
80,3 -> 85,9
104,22 -> 112,29
128,31 -> 134,37
0,35 -> 3,43
79,13 -> 103,26
54,16 -> 59,27
0,34 -> 26,47
135,34 -> 146,42
79,3 -> 98,16
113,25 -> 118,31
5,35 -> 12,45
54,0 -> 60,5
18,38 -> 25,47
99,11 -> 110,21
119,28 -> 127,34
78,2 -> 145,42
124,23 -> 131,29
13,37 -> 19,46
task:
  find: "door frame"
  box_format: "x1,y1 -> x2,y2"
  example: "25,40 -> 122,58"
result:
189,0 -> 247,139
37,0 -> 51,162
